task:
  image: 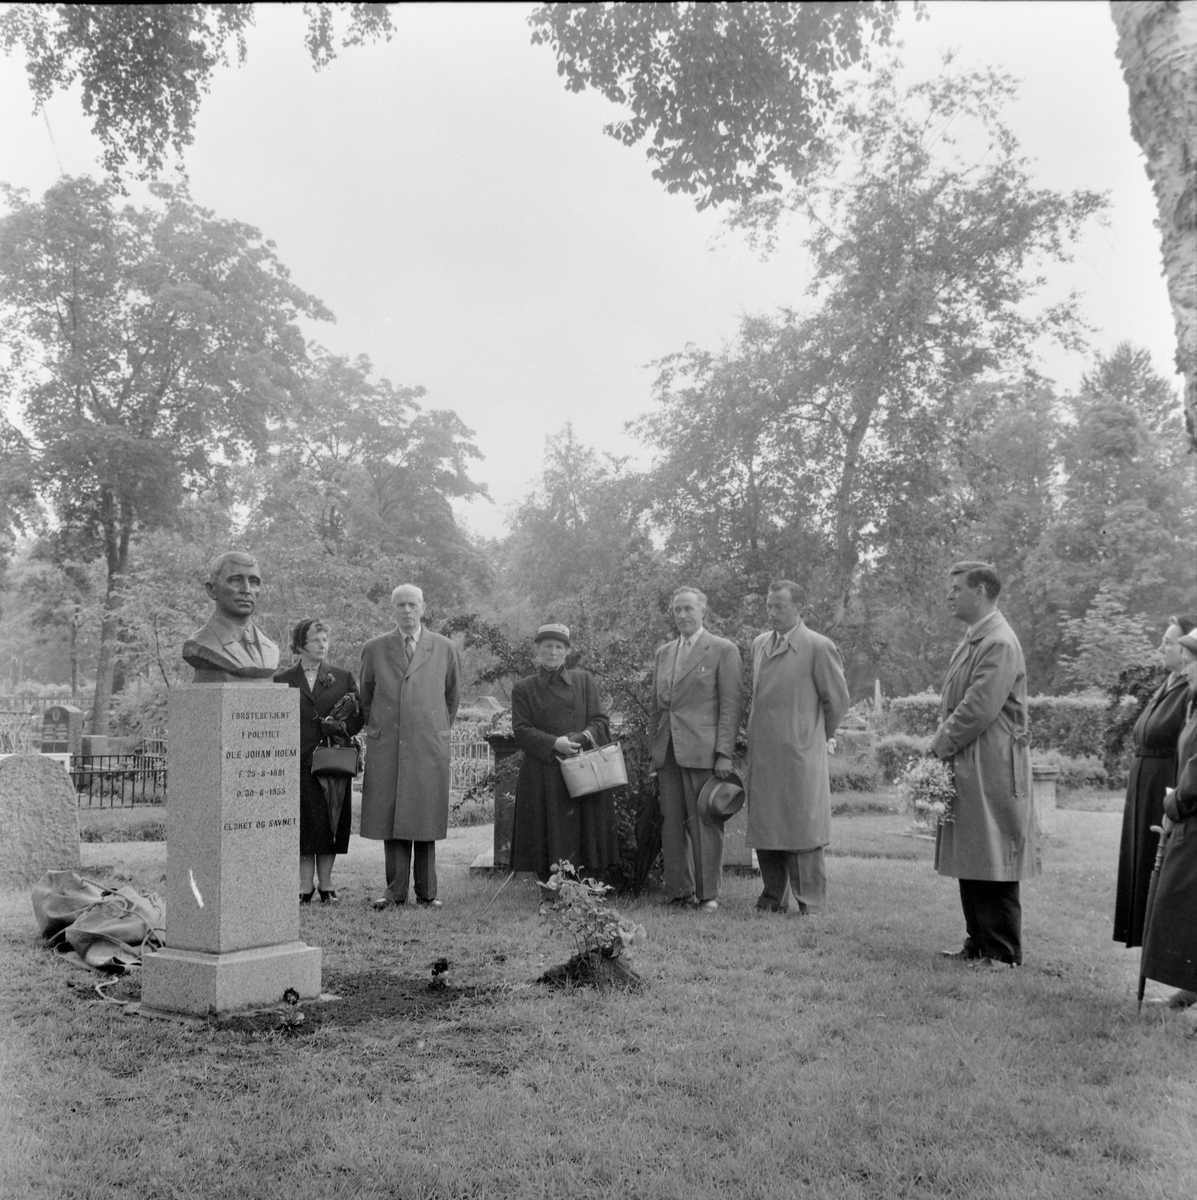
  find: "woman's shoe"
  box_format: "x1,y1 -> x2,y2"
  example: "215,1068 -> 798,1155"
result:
318,889 -> 338,905
300,889 -> 315,904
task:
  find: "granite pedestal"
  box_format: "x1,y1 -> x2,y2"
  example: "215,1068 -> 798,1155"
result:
143,684 -> 320,1015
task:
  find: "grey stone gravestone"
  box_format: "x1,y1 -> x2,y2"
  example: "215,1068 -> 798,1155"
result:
142,684 -> 320,1015
1032,761 -> 1059,835
41,704 -> 84,755
0,754 -> 80,887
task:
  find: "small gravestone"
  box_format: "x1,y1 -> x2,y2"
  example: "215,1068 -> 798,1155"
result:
1032,761 -> 1059,835
41,705 -> 83,755
0,754 -> 80,887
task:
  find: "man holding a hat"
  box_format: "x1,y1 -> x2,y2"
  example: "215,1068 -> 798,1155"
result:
649,588 -> 744,910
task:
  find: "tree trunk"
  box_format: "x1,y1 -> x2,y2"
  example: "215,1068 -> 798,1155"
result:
1110,1 -> 1197,447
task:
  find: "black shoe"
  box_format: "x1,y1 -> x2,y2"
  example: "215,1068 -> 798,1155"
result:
318,889 -> 338,905
417,897 -> 443,909
940,947 -> 979,961
370,895 -> 402,910
668,895 -> 698,909
300,889 -> 315,905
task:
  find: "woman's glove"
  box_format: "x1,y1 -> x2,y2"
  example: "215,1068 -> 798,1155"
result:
321,718 -> 346,735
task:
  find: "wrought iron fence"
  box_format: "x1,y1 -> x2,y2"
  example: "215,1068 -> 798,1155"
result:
71,754 -> 167,808
450,734 -> 494,791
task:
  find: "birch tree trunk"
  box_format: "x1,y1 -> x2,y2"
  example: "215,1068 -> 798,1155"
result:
1110,0 -> 1197,447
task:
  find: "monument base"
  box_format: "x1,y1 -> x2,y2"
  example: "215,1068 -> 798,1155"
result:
143,940 -> 321,1016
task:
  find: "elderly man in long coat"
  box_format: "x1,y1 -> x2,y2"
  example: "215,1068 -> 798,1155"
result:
931,561 -> 1040,967
360,584 -> 461,909
746,580 -> 850,914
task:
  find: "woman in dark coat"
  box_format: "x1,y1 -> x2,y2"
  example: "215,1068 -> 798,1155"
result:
1113,615 -> 1197,946
510,623 -> 620,882
275,619 -> 363,903
1140,630 -> 1197,1009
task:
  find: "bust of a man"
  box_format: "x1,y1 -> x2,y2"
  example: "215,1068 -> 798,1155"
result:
182,551 -> 280,683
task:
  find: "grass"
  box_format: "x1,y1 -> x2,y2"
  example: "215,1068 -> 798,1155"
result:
5,796 -> 1194,1199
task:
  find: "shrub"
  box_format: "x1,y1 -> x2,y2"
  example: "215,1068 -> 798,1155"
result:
874,734 -> 930,782
829,756 -> 879,793
1034,750 -> 1109,791
888,692 -> 941,738
1028,694 -> 1109,759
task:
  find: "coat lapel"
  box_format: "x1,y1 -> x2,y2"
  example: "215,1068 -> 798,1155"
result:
674,631 -> 711,687
406,632 -> 433,679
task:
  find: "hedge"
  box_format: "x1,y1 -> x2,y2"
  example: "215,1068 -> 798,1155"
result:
874,734 -> 930,783
888,691 -> 1111,759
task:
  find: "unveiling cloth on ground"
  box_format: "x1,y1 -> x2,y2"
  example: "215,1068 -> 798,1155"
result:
32,869 -> 166,971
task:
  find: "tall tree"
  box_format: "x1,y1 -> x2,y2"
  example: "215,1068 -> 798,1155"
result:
641,65 -> 1103,628
0,176 -> 330,731
244,345 -> 492,606
529,1 -> 905,209
0,3 -> 393,180
1110,1 -> 1197,448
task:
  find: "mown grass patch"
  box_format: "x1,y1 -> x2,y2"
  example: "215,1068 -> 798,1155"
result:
3,807 -> 1193,1200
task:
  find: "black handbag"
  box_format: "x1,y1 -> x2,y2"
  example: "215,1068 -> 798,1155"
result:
311,743 -> 360,778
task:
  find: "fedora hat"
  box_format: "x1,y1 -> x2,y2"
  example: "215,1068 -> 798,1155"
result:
697,770 -> 746,825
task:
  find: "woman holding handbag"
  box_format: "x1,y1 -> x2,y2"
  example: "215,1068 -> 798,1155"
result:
275,619 -> 364,903
510,623 -> 620,883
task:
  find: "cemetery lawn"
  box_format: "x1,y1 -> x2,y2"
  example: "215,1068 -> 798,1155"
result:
2,803 -> 1195,1200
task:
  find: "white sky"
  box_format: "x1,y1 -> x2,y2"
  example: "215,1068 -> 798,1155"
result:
0,2 -> 1177,541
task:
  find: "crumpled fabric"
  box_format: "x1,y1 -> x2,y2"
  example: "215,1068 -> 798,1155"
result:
32,870 -> 165,972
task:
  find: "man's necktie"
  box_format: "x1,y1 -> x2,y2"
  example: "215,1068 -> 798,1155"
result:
404,635 -> 414,664
673,637 -> 690,683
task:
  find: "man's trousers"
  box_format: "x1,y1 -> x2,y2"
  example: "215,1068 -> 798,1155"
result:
658,740 -> 723,903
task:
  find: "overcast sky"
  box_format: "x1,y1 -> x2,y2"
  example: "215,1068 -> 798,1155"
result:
0,2 -> 1176,540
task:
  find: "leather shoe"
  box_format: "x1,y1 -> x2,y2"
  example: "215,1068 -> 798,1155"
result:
318,889 -> 338,905
370,895 -> 402,910
698,900 -> 718,911
1146,989 -> 1197,1010
973,956 -> 1015,970
417,897 -> 443,909
300,889 -> 315,905
668,896 -> 698,909
940,948 -> 977,961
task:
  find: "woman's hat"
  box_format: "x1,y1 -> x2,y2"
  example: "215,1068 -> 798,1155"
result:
534,623 -> 571,646
697,770 -> 746,825
1178,631 -> 1197,656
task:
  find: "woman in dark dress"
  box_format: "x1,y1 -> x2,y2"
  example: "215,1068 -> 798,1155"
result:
1113,615 -> 1197,947
1140,630 -> 1197,1010
510,623 -> 620,882
274,619 -> 363,904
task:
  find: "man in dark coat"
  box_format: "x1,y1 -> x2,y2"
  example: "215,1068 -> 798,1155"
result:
931,561 -> 1039,968
360,584 -> 461,909
649,588 -> 744,910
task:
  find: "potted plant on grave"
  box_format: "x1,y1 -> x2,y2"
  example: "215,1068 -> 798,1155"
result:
897,756 -> 956,836
537,860 -> 647,992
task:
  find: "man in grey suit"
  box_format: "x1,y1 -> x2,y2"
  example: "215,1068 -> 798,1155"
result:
649,588 -> 744,910
360,584 -> 461,909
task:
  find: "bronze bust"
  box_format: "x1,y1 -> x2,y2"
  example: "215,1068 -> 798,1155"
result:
183,551 -> 280,682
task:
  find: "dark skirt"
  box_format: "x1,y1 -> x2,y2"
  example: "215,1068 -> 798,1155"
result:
1113,752 -> 1175,946
510,754 -> 619,879
1140,816 -> 1197,992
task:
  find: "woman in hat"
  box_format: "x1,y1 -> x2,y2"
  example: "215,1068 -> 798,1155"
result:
274,619 -> 363,903
1114,615 -> 1197,948
1139,628 -> 1197,1011
509,623 -> 620,882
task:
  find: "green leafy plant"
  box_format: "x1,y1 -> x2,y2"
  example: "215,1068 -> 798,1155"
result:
539,860 -> 645,963
896,757 -> 955,826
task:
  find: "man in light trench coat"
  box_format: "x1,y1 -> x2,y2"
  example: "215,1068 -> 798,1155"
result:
360,584 -> 461,909
649,587 -> 744,910
931,561 -> 1040,967
745,580 -> 850,913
